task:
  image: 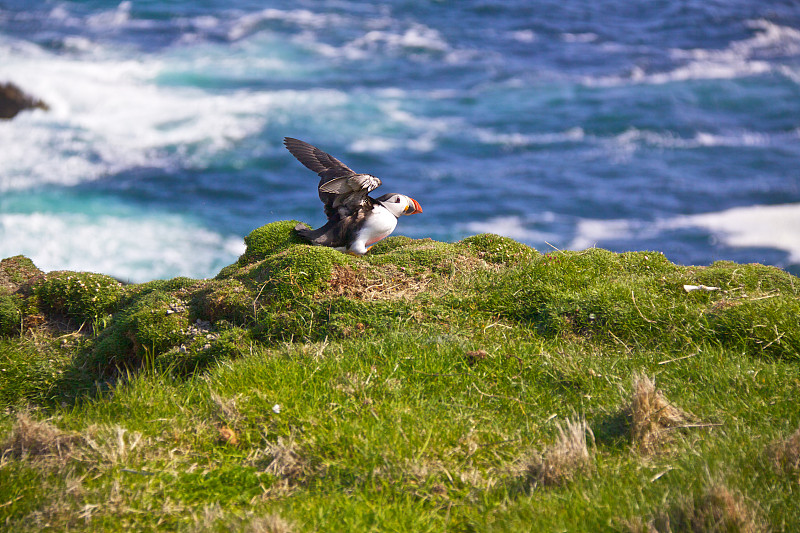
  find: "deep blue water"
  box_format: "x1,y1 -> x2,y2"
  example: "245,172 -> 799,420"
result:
2,0 -> 799,281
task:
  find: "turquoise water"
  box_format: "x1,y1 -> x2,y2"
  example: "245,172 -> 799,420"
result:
2,1 -> 799,280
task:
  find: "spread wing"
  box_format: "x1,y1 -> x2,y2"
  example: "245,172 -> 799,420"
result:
284,137 -> 382,219
283,137 -> 355,181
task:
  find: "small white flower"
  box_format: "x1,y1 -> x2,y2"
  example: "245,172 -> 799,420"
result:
272,404 -> 281,414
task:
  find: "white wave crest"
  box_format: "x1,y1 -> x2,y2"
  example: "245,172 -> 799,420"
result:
228,8 -> 347,41
571,203 -> 800,264
476,127 -> 586,147
0,211 -> 245,282
510,30 -> 536,43
597,127 -> 773,161
562,33 -> 598,43
86,1 -> 132,29
585,19 -> 800,87
309,23 -> 453,62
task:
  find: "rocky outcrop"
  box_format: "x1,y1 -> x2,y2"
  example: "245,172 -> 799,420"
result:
0,82 -> 49,119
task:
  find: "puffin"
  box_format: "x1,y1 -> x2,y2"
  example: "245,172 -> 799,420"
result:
284,137 -> 422,255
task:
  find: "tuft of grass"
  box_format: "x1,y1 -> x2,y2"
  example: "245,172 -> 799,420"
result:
0,339 -> 72,406
766,426 -> 800,475
1,411 -> 82,461
629,373 -> 694,454
261,436 -> 317,484
190,506 -> 295,533
627,484 -> 766,533
244,513 -> 296,533
522,417 -> 594,488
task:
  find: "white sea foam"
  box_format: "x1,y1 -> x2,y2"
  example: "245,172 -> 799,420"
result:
669,204 -> 800,262
571,203 -> 800,264
0,211 -> 245,282
570,219 -> 639,252
0,38 -> 351,192
347,98 -> 461,154
475,127 -> 585,147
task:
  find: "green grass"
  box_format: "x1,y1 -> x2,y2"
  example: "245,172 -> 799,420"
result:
1,223 -> 798,531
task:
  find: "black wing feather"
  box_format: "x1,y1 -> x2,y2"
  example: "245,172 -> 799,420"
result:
283,137 -> 355,180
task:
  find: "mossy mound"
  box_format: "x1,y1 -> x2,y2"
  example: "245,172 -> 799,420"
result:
368,235 -> 415,255
471,248 -> 800,359
0,255 -> 41,294
460,233 -> 539,264
238,244 -> 353,302
154,325 -> 251,377
2,225 -> 799,394
366,238 -> 473,273
254,296 -> 413,343
4,227 -> 800,531
236,220 -> 309,267
131,276 -> 199,295
34,272 -> 124,326
93,291 -> 191,372
191,278 -> 255,324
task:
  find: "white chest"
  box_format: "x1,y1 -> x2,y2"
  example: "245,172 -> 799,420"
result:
350,205 -> 397,254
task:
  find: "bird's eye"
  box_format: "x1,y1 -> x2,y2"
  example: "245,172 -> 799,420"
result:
395,197 -> 401,203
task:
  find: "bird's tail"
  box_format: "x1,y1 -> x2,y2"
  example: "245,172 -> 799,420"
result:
294,222 -> 332,245
293,223 -> 315,241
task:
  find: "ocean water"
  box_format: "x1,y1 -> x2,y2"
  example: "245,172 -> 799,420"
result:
1,0 -> 799,281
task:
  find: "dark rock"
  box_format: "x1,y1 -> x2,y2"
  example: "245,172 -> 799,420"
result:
0,82 -> 50,119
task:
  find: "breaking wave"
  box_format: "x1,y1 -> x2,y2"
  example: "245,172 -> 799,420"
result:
0,210 -> 245,282
583,19 -> 800,87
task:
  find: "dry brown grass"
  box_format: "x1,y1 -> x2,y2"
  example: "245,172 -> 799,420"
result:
629,373 -> 694,454
208,391 -> 245,446
209,391 -> 244,424
1,411 -> 83,462
81,425 -> 144,466
766,425 -> 800,474
524,417 -> 593,488
326,264 -> 431,301
626,484 -> 766,533
262,436 -> 314,482
245,513 -> 296,533
191,505 -> 295,533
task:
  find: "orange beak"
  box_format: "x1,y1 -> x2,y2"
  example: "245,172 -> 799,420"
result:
406,197 -> 423,215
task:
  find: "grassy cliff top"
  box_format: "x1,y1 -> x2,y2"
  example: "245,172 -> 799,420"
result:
1,221 -> 798,531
